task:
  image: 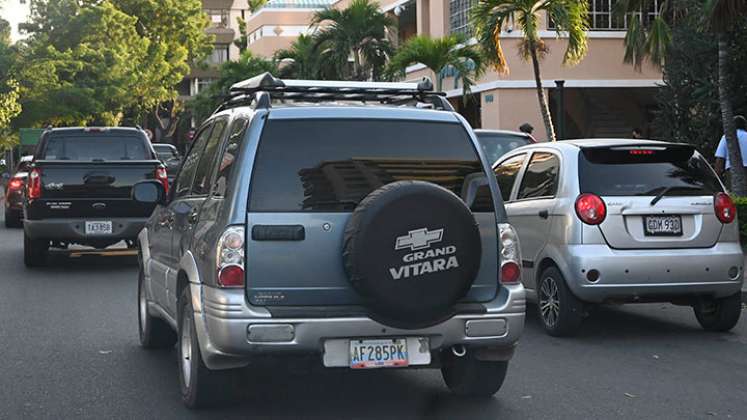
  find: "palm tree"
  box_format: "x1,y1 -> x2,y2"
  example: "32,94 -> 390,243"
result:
311,0 -> 396,81
706,0 -> 747,195
613,0 -> 672,70
275,35 -> 324,79
385,34 -> 486,95
471,0 -> 589,141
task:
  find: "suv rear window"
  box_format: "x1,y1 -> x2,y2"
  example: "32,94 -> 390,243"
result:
42,135 -> 151,161
578,146 -> 723,196
249,119 -> 494,212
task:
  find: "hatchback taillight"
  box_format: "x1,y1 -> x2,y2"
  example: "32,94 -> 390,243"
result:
155,166 -> 169,195
575,193 -> 606,225
498,223 -> 522,285
27,168 -> 42,200
216,226 -> 245,288
714,192 -> 736,224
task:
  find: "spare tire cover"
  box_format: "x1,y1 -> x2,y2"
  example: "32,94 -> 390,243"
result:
343,180 -> 482,328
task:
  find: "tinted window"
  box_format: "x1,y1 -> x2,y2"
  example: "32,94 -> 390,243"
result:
476,133 -> 532,165
517,152 -> 559,199
579,146 -> 723,196
192,119 -> 227,196
494,154 -> 526,202
174,125 -> 213,199
249,119 -> 493,212
42,135 -> 150,161
213,118 -> 248,197
153,145 -> 178,160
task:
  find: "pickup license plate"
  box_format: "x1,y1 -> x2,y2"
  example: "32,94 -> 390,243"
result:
85,221 -> 113,235
350,338 -> 408,369
643,215 -> 682,236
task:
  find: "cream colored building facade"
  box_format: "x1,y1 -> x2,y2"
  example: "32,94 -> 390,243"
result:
203,0 -> 663,140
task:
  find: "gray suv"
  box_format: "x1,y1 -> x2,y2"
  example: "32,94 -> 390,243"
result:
493,139 -> 743,336
133,74 -> 525,408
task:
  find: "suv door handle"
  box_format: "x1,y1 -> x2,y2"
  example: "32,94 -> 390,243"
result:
538,210 -> 549,219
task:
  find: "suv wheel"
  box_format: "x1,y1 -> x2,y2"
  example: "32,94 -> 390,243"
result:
441,349 -> 508,397
178,288 -> 237,408
537,267 -> 584,337
694,293 -> 742,332
138,265 -> 176,349
4,209 -> 22,228
23,232 -> 48,267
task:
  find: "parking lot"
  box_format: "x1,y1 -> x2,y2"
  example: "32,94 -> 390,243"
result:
1,213 -> 746,419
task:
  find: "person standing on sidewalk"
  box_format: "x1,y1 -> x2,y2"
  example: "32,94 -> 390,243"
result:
714,115 -> 747,179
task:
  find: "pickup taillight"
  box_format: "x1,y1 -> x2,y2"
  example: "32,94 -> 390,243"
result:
27,168 -> 42,200
155,166 -> 169,195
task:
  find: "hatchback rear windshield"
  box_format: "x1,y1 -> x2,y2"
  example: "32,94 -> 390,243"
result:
42,135 -> 151,161
578,146 -> 723,196
249,119 -> 494,212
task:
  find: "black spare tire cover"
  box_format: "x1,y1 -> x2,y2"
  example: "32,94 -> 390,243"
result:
343,180 -> 482,328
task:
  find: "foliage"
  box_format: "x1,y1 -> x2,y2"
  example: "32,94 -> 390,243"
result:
613,0 -> 673,70
311,0 -> 396,81
470,0 -> 589,141
385,34 -> 486,94
275,34 -> 333,79
0,15 -> 20,134
189,51 -> 278,125
732,196 -> 747,244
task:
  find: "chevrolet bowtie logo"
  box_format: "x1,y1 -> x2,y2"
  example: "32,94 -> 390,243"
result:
395,228 -> 444,251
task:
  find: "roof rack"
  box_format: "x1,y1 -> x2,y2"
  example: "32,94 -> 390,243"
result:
215,72 -> 454,112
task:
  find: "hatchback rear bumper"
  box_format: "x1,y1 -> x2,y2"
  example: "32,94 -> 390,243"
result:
563,242 -> 744,303
190,283 -> 526,370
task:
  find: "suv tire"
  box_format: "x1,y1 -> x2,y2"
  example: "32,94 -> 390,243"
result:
138,265 -> 176,349
694,293 -> 742,332
4,209 -> 22,228
537,267 -> 584,337
441,350 -> 508,397
23,231 -> 48,267
178,288 -> 238,408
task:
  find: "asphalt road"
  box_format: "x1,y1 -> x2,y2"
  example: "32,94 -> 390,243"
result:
1,217 -> 746,419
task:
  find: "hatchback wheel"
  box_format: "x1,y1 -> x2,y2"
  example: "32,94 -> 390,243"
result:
178,288 -> 238,408
537,267 -> 584,337
138,264 -> 176,349
694,293 -> 742,332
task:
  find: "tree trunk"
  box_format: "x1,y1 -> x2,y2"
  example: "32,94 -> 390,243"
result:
717,34 -> 747,196
352,49 -> 362,81
529,46 -> 556,142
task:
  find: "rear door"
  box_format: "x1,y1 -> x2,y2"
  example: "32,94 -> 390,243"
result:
503,152 -> 560,288
579,145 -> 724,249
245,118 -> 499,306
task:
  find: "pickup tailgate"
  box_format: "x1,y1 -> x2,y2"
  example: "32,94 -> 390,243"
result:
27,160 -> 160,218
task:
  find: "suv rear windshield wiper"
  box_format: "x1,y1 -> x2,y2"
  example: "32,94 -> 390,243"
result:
649,186 -> 704,206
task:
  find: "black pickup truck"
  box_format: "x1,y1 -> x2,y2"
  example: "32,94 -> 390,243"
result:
23,127 -> 168,267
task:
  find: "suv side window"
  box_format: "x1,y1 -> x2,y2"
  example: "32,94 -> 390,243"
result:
213,117 -> 248,197
494,153 -> 526,202
192,118 -> 228,196
174,124 -> 213,199
517,152 -> 560,200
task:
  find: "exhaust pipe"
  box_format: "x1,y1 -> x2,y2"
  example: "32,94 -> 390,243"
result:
451,344 -> 466,357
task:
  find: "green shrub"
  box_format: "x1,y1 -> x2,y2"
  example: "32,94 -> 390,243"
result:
733,197 -> 747,245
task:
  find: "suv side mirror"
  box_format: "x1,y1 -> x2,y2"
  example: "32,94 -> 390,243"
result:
132,180 -> 166,205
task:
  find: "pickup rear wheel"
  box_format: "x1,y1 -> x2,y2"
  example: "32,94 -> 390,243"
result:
441,349 -> 508,397
694,293 -> 742,332
138,266 -> 176,349
23,232 -> 48,267
178,288 -> 238,408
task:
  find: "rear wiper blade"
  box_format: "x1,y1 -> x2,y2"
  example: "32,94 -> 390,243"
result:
650,186 -> 702,206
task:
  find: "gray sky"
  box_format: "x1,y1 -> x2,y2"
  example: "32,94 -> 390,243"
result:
1,0 -> 31,42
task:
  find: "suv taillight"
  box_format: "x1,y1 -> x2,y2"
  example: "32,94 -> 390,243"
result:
714,192 -> 736,224
575,193 -> 606,225
216,226 -> 245,288
155,166 -> 169,195
27,168 -> 42,200
499,223 -> 521,284
8,177 -> 23,191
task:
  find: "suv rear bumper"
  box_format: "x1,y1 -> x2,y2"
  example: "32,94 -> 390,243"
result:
190,283 -> 526,370
562,242 -> 744,303
24,217 -> 148,241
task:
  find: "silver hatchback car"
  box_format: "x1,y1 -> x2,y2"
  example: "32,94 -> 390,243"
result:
493,139 -> 743,336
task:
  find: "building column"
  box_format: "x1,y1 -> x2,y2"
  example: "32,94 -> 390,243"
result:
416,0 -> 430,36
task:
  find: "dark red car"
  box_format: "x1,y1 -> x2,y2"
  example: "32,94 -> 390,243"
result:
4,155 -> 33,228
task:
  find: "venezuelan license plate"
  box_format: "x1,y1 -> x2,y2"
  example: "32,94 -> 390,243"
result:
349,338 -> 408,369
85,221 -> 113,235
643,215 -> 682,236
